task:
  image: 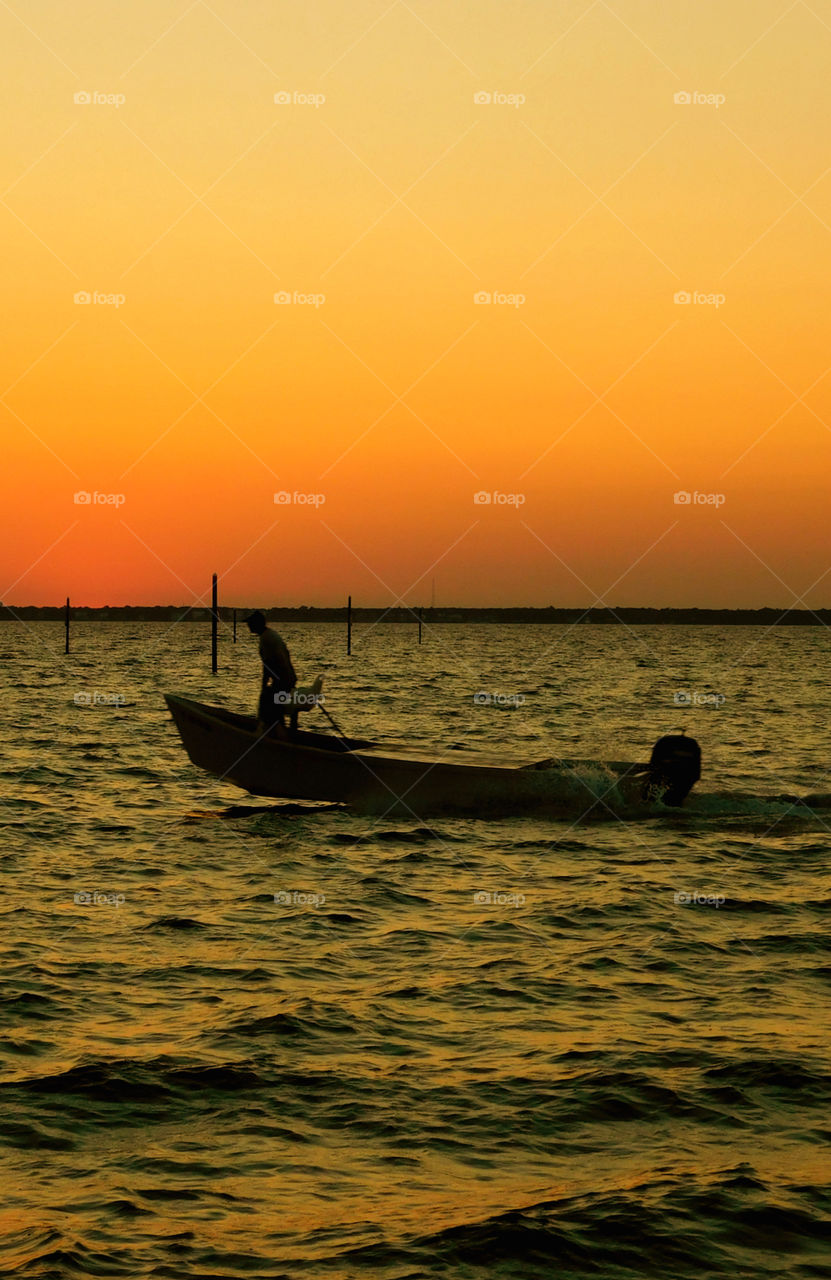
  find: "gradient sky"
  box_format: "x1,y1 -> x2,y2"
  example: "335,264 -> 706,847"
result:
2,0 -> 831,608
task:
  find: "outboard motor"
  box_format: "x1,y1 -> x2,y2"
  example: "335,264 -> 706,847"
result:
642,733 -> 701,806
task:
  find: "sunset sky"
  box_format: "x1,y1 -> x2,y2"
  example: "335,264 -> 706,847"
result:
2,0 -> 831,608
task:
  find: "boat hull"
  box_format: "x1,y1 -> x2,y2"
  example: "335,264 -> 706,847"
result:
164,694 -> 646,817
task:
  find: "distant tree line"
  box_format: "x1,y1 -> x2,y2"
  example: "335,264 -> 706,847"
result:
2,604 -> 830,625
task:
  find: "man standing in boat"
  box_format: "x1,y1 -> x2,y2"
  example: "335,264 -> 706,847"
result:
244,611 -> 297,734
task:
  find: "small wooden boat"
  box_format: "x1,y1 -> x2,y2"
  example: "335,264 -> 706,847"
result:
164,694 -> 697,816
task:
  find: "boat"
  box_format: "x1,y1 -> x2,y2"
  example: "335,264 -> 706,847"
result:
164,694 -> 701,816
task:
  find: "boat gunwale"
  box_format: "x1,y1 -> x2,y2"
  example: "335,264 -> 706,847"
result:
164,692 -> 535,776
164,692 -> 377,755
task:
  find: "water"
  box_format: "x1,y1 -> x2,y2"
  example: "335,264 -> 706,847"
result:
2,622 -> 830,1278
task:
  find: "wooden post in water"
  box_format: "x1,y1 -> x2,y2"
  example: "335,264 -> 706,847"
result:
347,595 -> 352,655
418,607 -> 422,645
233,609 -> 237,643
65,597 -> 70,654
211,574 -> 218,673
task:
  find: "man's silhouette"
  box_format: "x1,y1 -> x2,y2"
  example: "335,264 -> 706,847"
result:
244,611 -> 297,734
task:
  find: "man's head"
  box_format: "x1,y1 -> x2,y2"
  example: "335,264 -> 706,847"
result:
244,610 -> 266,635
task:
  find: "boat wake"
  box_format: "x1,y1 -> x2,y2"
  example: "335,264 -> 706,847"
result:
509,760 -> 831,825
182,802 -> 344,822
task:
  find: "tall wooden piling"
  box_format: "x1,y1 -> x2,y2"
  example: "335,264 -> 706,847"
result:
418,607 -> 422,644
211,574 -> 218,673
65,597 -> 70,654
347,595 -> 352,655
233,609 -> 237,643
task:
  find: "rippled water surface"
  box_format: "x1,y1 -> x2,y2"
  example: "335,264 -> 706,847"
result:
2,622 -> 830,1278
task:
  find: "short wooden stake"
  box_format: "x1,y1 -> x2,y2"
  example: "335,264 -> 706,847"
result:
211,574 -> 218,673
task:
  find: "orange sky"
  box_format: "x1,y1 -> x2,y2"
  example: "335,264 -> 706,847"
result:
2,0 -> 831,608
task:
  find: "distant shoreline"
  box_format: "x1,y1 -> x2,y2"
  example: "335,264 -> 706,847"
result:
2,605 -> 829,625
